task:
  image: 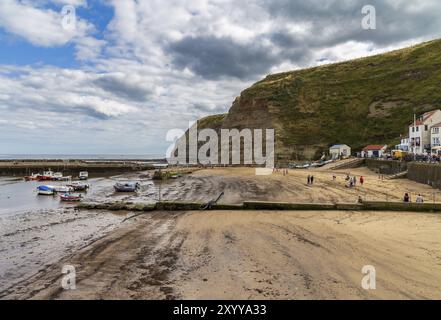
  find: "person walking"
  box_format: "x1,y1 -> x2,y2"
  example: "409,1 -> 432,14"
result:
310,175 -> 314,185
416,194 -> 424,203
404,193 -> 411,203
360,176 -> 364,186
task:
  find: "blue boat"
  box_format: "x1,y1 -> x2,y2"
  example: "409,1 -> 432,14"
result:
37,185 -> 55,195
114,182 -> 140,192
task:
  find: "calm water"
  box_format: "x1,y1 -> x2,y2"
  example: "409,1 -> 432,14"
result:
0,154 -> 164,160
0,176 -> 145,217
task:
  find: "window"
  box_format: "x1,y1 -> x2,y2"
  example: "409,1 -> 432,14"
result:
412,127 -> 415,133
434,127 -> 440,134
416,127 -> 419,132
425,125 -> 429,131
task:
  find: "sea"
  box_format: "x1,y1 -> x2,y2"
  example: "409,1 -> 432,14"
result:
0,154 -> 165,160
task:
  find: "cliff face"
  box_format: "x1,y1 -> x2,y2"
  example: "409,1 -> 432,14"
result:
197,39 -> 441,161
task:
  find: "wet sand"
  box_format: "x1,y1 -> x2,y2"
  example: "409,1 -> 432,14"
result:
3,210 -> 441,300
159,167 -> 441,204
2,167 -> 441,299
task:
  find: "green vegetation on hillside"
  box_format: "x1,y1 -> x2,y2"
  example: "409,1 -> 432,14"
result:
197,39 -> 441,160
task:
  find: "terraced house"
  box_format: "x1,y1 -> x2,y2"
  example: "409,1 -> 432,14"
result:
409,110 -> 441,154
431,123 -> 441,155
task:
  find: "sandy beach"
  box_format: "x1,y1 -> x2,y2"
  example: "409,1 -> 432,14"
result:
3,210 -> 441,300
1,167 -> 441,299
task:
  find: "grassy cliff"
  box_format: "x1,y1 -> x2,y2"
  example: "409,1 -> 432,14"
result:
198,39 -> 441,161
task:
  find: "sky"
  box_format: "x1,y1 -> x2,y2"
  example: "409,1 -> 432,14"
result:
0,0 -> 440,156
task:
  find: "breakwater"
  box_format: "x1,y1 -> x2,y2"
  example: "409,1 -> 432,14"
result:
77,200 -> 441,213
0,160 -> 157,177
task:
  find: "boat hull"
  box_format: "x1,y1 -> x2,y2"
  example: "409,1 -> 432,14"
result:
37,190 -> 55,196
60,195 -> 82,202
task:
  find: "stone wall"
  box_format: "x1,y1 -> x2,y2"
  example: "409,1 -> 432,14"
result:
365,159 -> 408,175
407,162 -> 441,188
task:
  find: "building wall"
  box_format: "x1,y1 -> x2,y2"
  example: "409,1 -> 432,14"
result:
431,128 -> 441,148
409,124 -> 428,154
409,110 -> 441,154
330,146 -> 351,159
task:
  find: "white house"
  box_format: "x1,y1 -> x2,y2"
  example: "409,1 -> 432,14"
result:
362,145 -> 388,158
329,144 -> 351,160
431,123 -> 441,154
409,110 -> 441,154
395,137 -> 410,151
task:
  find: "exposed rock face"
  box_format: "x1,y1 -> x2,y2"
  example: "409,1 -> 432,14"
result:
195,39 -> 441,162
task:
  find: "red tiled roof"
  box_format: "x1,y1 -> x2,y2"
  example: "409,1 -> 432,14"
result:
423,110 -> 437,120
363,145 -> 387,151
431,123 -> 441,128
409,110 -> 441,126
409,120 -> 423,127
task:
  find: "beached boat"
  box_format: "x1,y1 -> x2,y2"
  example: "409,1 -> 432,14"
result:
37,185 -> 55,195
24,173 -> 39,181
59,193 -> 82,202
52,172 -> 63,180
37,171 -> 54,181
79,171 -> 89,180
67,182 -> 90,191
52,172 -> 72,181
52,186 -> 74,193
114,182 -> 140,192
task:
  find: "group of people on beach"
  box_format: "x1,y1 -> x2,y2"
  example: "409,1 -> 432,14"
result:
307,175 -> 315,185
341,174 -> 364,188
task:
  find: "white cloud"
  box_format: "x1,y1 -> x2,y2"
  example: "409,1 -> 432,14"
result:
1,0 -> 441,154
0,0 -> 92,47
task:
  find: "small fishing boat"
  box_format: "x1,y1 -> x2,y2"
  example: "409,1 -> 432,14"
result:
59,193 -> 82,202
37,171 -> 54,181
67,182 -> 90,191
79,171 -> 89,180
52,172 -> 64,181
25,173 -> 39,181
51,172 -> 71,181
52,186 -> 74,193
114,182 -> 140,192
37,185 -> 55,195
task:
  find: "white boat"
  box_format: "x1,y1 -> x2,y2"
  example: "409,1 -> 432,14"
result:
79,171 -> 89,180
67,182 -> 90,191
52,172 -> 72,181
52,186 -> 74,193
